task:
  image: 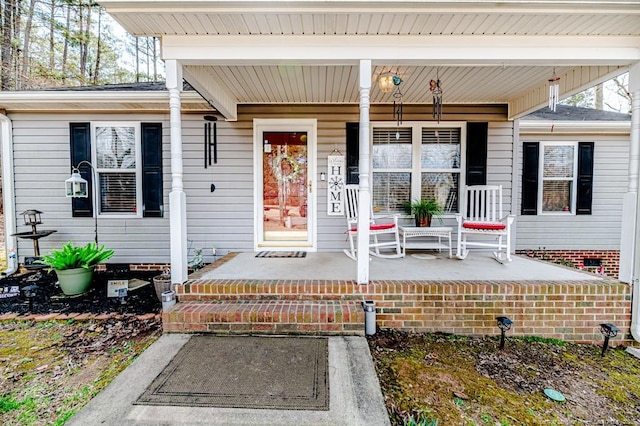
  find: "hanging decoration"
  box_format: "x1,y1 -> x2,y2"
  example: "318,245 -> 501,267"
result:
326,149 -> 345,216
429,70 -> 443,122
392,75 -> 404,128
548,68 -> 560,112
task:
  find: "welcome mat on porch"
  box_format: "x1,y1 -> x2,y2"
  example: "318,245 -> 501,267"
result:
135,335 -> 329,410
255,251 -> 307,258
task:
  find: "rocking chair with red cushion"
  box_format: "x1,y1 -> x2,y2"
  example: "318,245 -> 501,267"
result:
455,185 -> 515,263
343,184 -> 403,260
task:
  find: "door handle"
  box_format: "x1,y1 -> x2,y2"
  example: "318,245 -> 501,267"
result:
308,181 -> 312,193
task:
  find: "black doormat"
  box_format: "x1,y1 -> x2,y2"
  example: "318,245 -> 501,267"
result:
255,251 -> 307,258
135,335 -> 329,410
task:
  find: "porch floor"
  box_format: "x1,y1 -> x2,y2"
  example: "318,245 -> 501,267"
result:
195,251 -> 603,281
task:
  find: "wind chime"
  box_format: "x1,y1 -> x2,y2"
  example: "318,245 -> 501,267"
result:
429,71 -> 443,122
548,68 -> 560,112
392,75 -> 404,135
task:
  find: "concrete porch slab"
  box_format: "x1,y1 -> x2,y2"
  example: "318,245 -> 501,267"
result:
198,252 -> 603,281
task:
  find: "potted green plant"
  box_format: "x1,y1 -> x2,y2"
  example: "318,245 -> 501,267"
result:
38,242 -> 114,295
403,198 -> 443,227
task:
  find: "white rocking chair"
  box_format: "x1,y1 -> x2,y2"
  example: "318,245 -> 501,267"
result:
343,184 -> 403,261
455,185 -> 515,263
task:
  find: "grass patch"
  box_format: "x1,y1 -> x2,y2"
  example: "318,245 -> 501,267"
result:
370,330 -> 640,425
0,318 -> 160,425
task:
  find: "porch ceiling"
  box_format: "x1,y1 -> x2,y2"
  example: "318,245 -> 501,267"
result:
101,1 -> 640,120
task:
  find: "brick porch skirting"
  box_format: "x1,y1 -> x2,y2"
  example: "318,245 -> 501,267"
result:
170,278 -> 633,345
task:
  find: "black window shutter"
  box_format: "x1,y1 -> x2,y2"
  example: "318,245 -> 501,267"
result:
346,122 -> 359,184
576,142 -> 594,215
466,122 -> 488,186
521,142 -> 539,215
141,123 -> 164,217
69,123 -> 93,217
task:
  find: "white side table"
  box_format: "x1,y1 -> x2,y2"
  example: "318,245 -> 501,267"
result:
399,226 -> 453,258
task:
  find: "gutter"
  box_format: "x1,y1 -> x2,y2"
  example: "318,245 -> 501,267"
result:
0,113 -> 18,276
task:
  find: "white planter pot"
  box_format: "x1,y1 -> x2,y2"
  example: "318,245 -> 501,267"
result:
55,267 -> 94,296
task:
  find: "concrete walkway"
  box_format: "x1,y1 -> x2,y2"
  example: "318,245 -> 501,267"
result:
68,334 -> 390,426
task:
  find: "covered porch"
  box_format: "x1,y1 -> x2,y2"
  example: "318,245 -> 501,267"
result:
98,0 -> 640,343
100,0 -> 640,288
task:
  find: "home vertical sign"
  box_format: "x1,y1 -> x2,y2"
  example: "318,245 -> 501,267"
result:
327,153 -> 345,216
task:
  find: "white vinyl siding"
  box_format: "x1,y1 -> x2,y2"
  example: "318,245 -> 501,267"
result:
8,104 -> 513,264
9,113 -> 170,265
516,133 -> 628,250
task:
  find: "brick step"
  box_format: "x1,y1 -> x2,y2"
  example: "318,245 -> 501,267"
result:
175,280 -> 363,302
162,300 -> 365,336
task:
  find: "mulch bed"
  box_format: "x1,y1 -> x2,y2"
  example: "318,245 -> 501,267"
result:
0,267 -> 162,316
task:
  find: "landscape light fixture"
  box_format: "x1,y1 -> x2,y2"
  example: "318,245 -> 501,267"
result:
22,284 -> 38,312
496,316 -> 513,350
599,323 -> 619,356
65,160 -> 98,244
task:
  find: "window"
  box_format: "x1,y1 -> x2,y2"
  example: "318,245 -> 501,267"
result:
539,142 -> 577,214
521,141 -> 593,216
92,123 -> 141,216
70,122 -> 163,218
371,122 -> 465,214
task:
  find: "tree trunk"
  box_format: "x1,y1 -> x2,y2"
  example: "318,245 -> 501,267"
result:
152,37 -> 157,81
1,0 -> 15,90
135,36 -> 139,82
595,83 -> 604,110
13,0 -> 23,88
49,0 -> 56,70
93,6 -> 102,84
21,0 -> 37,89
61,2 -> 70,83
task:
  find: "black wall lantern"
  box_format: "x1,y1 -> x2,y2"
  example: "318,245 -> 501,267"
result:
204,115 -> 218,168
496,316 -> 513,350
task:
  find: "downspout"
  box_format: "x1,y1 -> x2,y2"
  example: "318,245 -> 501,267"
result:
0,113 -> 18,275
629,62 -> 640,342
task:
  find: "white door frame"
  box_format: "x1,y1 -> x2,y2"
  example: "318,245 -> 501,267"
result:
253,118 -> 317,251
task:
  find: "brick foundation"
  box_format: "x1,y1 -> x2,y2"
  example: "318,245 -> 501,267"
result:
176,278 -> 633,345
516,249 -> 620,278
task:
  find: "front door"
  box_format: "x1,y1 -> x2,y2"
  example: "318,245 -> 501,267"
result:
254,119 -> 316,251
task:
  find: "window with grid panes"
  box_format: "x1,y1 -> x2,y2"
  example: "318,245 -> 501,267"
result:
372,123 -> 464,214
92,123 -> 142,216
539,142 -> 577,213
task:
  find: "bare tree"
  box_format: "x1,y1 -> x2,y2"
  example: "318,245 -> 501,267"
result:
605,75 -> 631,113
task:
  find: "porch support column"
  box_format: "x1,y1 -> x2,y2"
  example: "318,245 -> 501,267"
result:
357,59 -> 372,285
629,62 -> 640,343
166,59 -> 188,284
620,62 -> 640,284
